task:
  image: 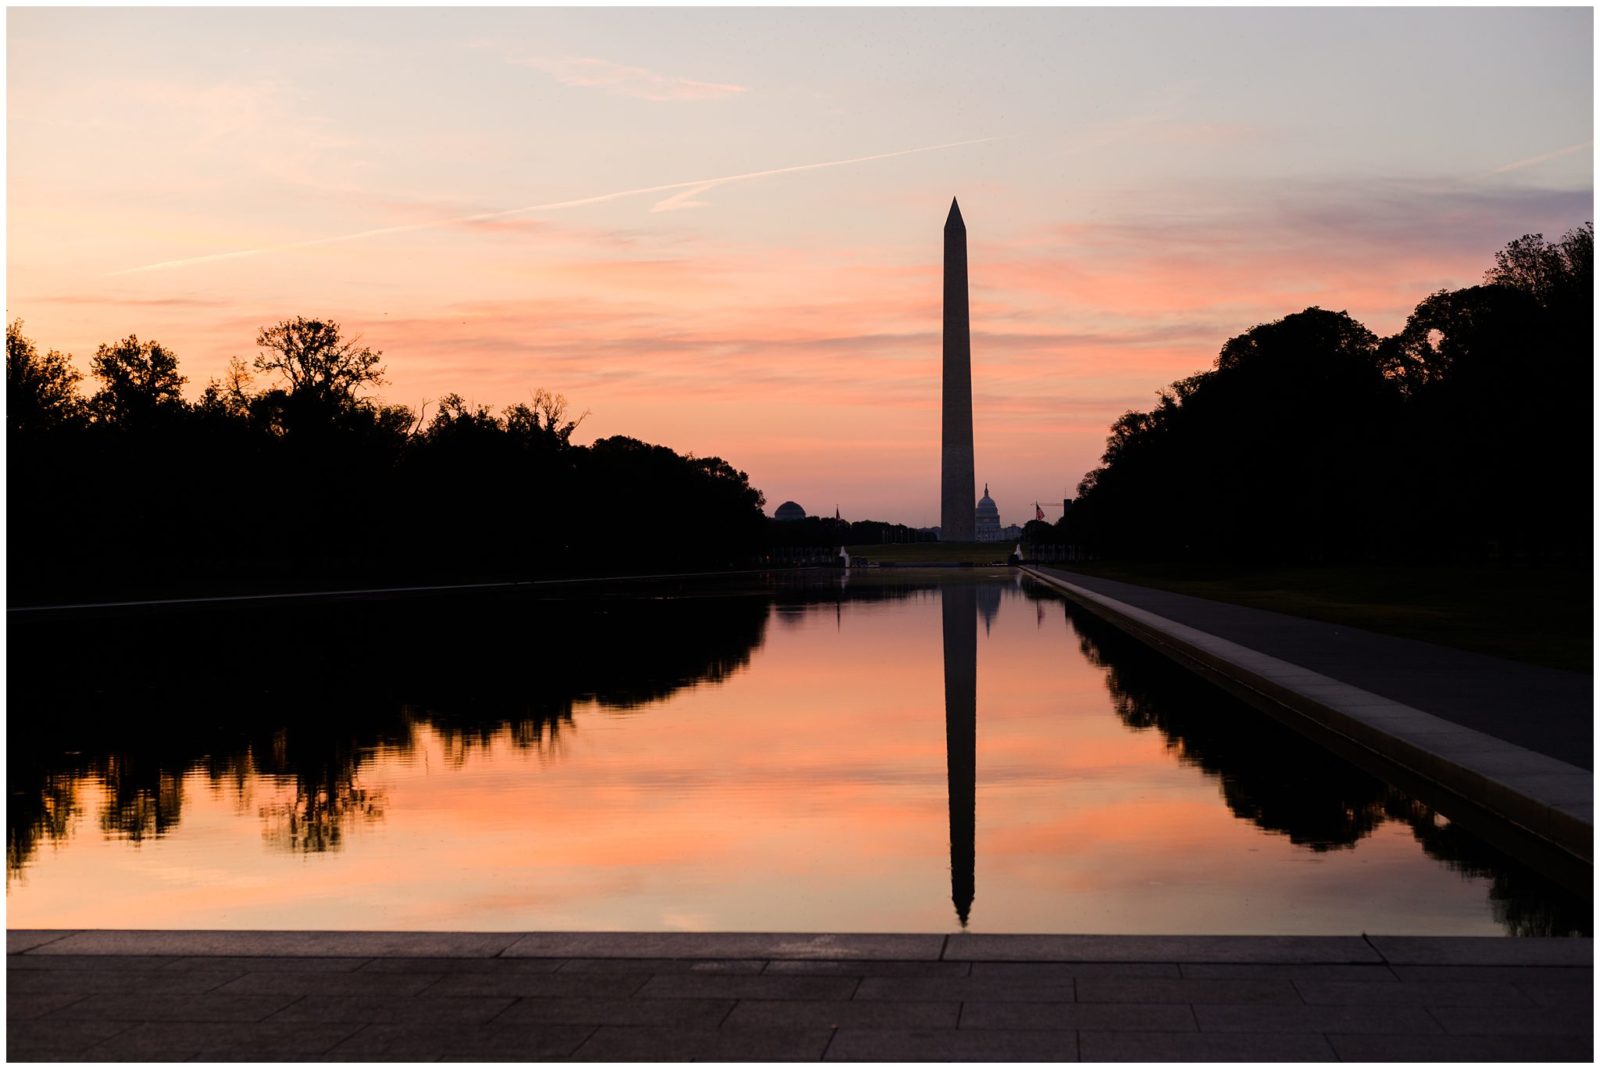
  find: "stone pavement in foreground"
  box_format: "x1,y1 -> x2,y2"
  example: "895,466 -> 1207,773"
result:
7,931 -> 1592,1061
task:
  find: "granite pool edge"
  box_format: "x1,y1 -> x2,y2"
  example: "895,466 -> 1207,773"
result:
7,930 -> 1593,965
1018,566 -> 1594,865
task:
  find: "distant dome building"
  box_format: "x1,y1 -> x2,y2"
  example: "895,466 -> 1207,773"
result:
774,501 -> 807,522
975,485 -> 1003,542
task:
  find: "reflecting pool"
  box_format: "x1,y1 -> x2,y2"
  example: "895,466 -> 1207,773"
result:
7,571 -> 1589,934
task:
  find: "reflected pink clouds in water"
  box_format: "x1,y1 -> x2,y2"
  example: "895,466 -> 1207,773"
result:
7,582 -> 1556,935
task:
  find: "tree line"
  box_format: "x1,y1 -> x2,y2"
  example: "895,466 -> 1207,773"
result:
1060,225 -> 1592,564
769,515 -> 936,549
8,316 -> 769,603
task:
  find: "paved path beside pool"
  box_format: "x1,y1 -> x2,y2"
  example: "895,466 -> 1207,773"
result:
1021,566 -> 1593,862
7,931 -> 1592,1061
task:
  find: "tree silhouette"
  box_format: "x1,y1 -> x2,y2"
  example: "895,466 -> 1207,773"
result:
425,393 -> 501,441
1068,226 -> 1591,564
253,317 -> 385,411
504,388 -> 587,449
1486,223 -> 1593,309
195,356 -> 257,424
1072,308 -> 1396,561
247,317 -> 396,446
88,335 -> 186,427
7,320 -> 85,433
7,312 -> 773,603
1021,518 -> 1058,544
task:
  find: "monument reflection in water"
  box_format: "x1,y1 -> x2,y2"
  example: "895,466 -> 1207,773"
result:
6,572 -> 1588,936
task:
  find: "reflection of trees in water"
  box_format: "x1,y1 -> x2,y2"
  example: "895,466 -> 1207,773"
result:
6,771 -> 79,880
1385,796 -> 1588,937
1068,603 -> 1391,851
9,755 -> 206,878
768,570 -> 1028,624
402,700 -> 569,767
98,761 -> 185,843
770,573 -> 937,613
259,778 -> 384,854
9,580 -> 790,872
1063,599 -> 1590,935
246,727 -> 390,854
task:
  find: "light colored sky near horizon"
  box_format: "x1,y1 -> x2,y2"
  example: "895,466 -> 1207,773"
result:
8,7 -> 1593,527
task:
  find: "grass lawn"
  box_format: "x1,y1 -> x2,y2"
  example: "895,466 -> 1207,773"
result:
1046,561 -> 1593,673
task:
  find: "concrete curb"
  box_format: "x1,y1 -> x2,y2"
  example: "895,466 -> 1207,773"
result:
1020,566 -> 1593,864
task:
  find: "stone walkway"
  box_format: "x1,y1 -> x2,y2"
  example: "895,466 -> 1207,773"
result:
7,931 -> 1592,1061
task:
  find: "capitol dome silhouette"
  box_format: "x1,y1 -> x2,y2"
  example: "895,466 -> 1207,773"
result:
975,484 -> 1002,542
774,501 -> 806,522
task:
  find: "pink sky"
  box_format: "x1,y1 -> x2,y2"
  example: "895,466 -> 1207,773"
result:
7,8 -> 1591,526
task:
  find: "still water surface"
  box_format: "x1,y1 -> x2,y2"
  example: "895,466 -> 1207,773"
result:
8,572 -> 1588,934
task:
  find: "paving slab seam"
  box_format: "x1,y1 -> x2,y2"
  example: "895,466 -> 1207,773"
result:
481,994 -> 518,1026
8,931 -> 79,955
1020,565 -> 1594,865
817,1025 -> 839,1060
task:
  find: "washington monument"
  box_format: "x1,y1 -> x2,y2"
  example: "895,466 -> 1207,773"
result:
941,199 -> 976,540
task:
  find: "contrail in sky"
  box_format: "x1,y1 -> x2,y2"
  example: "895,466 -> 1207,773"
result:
1492,139 -> 1592,174
110,137 -> 995,276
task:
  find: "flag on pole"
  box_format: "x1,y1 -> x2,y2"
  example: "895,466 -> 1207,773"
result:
1035,502 -> 1046,521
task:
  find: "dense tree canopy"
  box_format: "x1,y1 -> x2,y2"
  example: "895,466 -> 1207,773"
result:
87,335 -> 188,427
7,319 -> 84,433
8,318 -> 769,604
1065,224 -> 1591,564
